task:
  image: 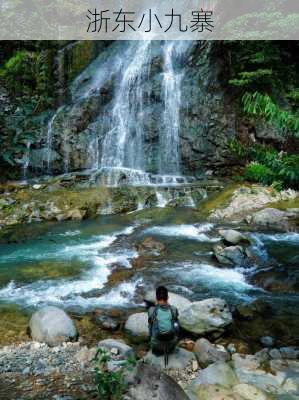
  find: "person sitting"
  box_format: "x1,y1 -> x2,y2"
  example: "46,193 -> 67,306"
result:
148,286 -> 179,366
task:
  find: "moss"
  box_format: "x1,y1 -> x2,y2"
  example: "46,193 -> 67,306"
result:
197,183 -> 242,217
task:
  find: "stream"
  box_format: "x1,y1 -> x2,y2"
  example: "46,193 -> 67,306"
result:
0,206 -> 298,344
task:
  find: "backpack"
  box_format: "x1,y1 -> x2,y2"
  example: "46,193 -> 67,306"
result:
151,305 -> 176,342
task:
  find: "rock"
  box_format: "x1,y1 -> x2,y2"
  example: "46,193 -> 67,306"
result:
126,363 -> 189,400
29,306 -> 78,346
193,361 -> 238,388
187,384 -> 243,400
232,353 -> 287,394
213,245 -> 245,266
136,237 -> 166,256
194,338 -> 230,367
144,291 -> 191,313
260,336 -> 274,348
179,298 -> 232,335
144,348 -> 196,370
125,312 -> 149,343
219,229 -> 249,245
75,346 -> 97,364
248,208 -> 289,231
233,383 -> 269,400
92,314 -> 120,331
98,339 -> 134,360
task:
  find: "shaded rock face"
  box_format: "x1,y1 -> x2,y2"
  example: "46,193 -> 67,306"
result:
179,298 -> 232,335
28,41 -> 236,177
126,363 -> 190,400
194,338 -> 230,368
29,306 -> 78,346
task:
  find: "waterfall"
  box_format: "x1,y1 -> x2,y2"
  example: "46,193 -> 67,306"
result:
22,140 -> 31,181
101,41 -> 151,172
159,41 -> 184,175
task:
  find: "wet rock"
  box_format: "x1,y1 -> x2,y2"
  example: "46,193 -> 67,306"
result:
29,306 -> 78,346
219,229 -> 249,245
260,336 -> 274,348
98,339 -> 134,360
92,314 -> 119,331
213,244 -> 245,266
179,298 -> 232,335
144,290 -> 191,313
193,338 -> 230,367
125,312 -> 149,343
247,208 -> 289,231
144,348 -> 196,370
136,237 -> 166,256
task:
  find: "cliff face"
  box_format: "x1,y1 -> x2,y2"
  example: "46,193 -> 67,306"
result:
1,40 -> 238,180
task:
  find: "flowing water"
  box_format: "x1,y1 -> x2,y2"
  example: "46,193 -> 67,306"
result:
0,208 -> 298,328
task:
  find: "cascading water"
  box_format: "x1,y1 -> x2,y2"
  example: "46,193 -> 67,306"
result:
159,41 -> 183,175
22,140 -> 31,181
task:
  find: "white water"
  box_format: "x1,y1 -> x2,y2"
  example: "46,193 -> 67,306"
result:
144,223 -> 219,242
22,140 -> 31,181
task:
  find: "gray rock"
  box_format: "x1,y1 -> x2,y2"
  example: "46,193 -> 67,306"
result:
144,348 -> 196,370
249,208 -> 289,230
260,336 -> 274,348
98,339 -> 134,360
179,298 -> 232,335
125,312 -> 149,343
194,338 -> 230,367
214,244 -> 245,266
233,383 -> 269,400
29,306 -> 78,346
144,290 -> 191,313
126,363 -> 189,400
193,361 -> 238,388
219,229 -> 249,245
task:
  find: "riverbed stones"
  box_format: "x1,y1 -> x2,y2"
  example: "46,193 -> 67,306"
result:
219,229 -> 249,245
179,298 -> 232,335
125,312 -> 149,343
248,208 -> 289,230
144,290 -> 191,313
144,348 -> 196,370
193,338 -> 230,367
213,244 -> 245,266
136,237 -> 166,256
98,339 -> 134,360
29,306 -> 78,346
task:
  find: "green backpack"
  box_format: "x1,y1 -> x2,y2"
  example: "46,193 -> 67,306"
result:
152,305 -> 176,342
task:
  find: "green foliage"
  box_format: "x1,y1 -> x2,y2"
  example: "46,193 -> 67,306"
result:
242,92 -> 299,136
93,349 -> 136,400
229,139 -> 299,189
244,162 -> 275,185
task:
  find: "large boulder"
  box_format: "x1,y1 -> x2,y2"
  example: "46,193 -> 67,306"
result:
126,363 -> 189,400
29,306 -> 78,346
248,208 -> 289,231
179,298 -> 233,335
144,348 -> 196,370
194,338 -> 230,367
144,290 -> 191,313
213,245 -> 245,266
219,229 -> 249,245
193,361 -> 238,388
125,312 -> 149,343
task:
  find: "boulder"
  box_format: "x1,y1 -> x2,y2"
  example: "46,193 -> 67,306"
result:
144,290 -> 191,313
126,363 -> 189,400
29,306 -> 78,346
214,245 -> 245,266
219,229 -> 249,245
194,338 -> 230,367
187,384 -> 243,400
144,348 -> 196,370
136,237 -> 166,256
179,298 -> 232,335
125,312 -> 149,343
233,383 -> 269,400
248,208 -> 289,231
193,361 -> 238,388
98,339 -> 134,360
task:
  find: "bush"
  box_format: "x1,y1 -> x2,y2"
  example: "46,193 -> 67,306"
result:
93,349 -> 136,400
244,162 -> 275,185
